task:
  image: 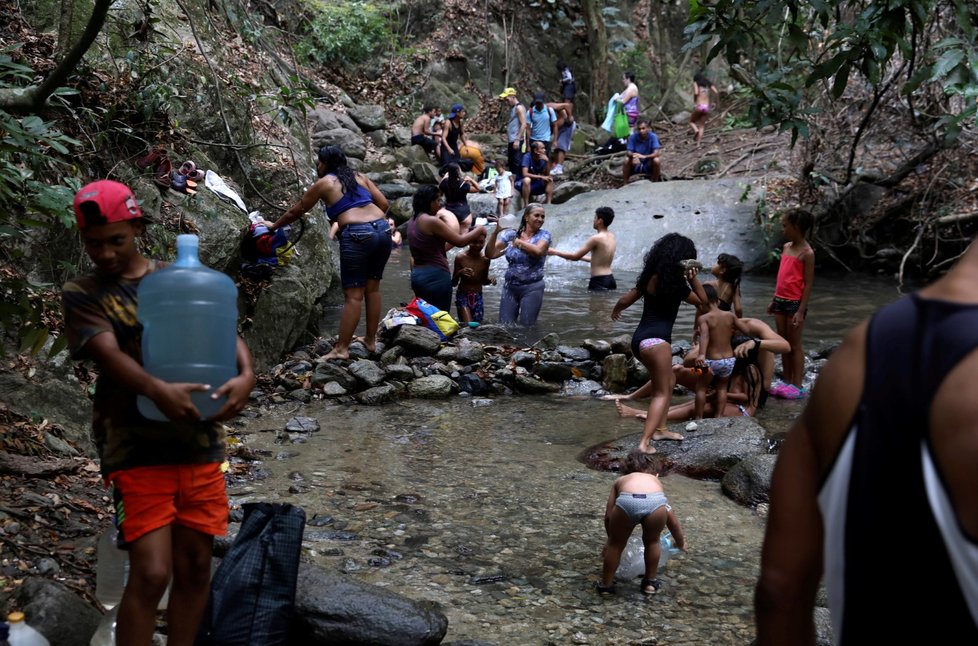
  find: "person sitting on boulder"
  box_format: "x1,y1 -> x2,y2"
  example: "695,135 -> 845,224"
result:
410,105 -> 440,157
623,119 -> 661,184
515,141 -> 554,205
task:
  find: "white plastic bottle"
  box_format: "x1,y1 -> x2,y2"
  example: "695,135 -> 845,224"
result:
88,607 -> 117,646
6,613 -> 49,646
658,531 -> 682,568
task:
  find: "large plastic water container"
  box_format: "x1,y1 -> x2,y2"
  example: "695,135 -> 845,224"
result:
137,234 -> 238,421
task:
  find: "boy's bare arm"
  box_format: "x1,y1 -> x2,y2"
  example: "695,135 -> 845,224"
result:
86,332 -> 207,422
549,237 -> 595,261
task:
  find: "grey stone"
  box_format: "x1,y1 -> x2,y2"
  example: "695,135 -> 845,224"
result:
390,125 -> 412,147
384,363 -> 415,382
394,325 -> 442,356
455,341 -> 485,364
561,379 -> 605,397
435,346 -> 458,361
721,453 -> 777,507
456,324 -> 518,345
609,334 -> 632,355
511,351 -> 537,367
376,182 -> 417,199
630,359 -> 649,387
309,107 -> 342,132
408,375 -> 454,398
388,196 -> 414,223
10,577 -> 101,646
348,104 -> 387,132
349,360 -> 386,387
286,416 -> 320,432
654,417 -> 768,479
814,607 -> 835,646
583,338 -> 612,358
456,373 -> 488,394
43,430 -> 79,457
322,381 -> 348,397
536,332 -> 560,349
0,371 -> 94,454
411,162 -> 440,184
602,354 -> 628,392
470,398 -> 494,407
291,565 -> 447,645
552,181 -> 591,204
312,363 -> 358,391
379,345 -> 404,365
289,388 -> 313,403
311,128 -> 367,160
367,129 -> 388,147
513,374 -> 560,394
466,193 -> 500,220
557,345 -> 590,361
355,384 -> 398,405
335,111 -> 362,133
532,361 -> 574,382
393,145 -> 432,168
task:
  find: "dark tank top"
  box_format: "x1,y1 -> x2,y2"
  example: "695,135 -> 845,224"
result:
824,294 -> 978,643
630,282 -> 690,356
406,216 -> 449,273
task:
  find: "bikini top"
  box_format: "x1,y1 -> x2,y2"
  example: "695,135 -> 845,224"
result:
323,176 -> 373,223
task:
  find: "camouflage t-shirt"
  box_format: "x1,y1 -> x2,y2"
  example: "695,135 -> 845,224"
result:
62,262 -> 225,475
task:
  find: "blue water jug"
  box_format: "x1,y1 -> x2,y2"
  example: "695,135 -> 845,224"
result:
137,234 -> 238,421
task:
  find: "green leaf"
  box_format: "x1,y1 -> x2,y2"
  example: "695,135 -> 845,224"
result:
831,65 -> 850,98
932,50 -> 966,79
48,334 -> 68,358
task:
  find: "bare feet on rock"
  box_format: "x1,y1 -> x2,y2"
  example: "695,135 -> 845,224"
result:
318,349 -> 349,362
652,427 -> 684,441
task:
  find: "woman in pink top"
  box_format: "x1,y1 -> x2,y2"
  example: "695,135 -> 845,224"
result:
767,209 -> 815,393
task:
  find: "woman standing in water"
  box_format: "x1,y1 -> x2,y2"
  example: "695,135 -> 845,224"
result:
612,233 -> 707,453
268,146 -> 392,360
486,203 -> 551,326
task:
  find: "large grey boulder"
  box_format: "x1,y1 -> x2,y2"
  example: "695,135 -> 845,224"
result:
654,417 -> 769,479
356,383 -> 398,405
348,104 -> 387,132
721,453 -> 777,507
390,125 -> 412,147
394,145 -> 432,167
6,577 -> 101,646
512,374 -> 560,394
0,370 -> 92,453
602,353 -> 628,392
291,566 -> 448,645
467,193 -> 499,220
312,362 -> 358,392
311,128 -> 367,160
309,107 -> 342,132
542,178 -> 774,270
408,375 -> 454,398
376,182 -> 417,199
552,181 -> 591,204
411,162 -> 440,185
393,325 -> 443,356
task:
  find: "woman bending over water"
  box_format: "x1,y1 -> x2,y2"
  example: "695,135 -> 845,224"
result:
612,233 -> 707,453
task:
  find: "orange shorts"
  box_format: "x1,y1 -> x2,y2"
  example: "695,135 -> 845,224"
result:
108,463 -> 228,544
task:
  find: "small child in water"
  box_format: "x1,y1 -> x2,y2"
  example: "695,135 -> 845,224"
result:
598,450 -> 688,596
694,284 -> 752,418
452,228 -> 495,323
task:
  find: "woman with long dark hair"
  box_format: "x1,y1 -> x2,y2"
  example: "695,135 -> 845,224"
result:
268,145 -> 392,360
407,185 -> 486,311
438,163 -> 480,232
611,233 -> 707,453
486,203 -> 551,325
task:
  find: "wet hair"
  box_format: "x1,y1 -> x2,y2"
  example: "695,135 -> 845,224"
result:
318,146 -> 358,194
636,232 -> 697,297
413,184 -> 441,218
516,203 -> 545,237
694,73 -> 713,88
620,450 -> 669,475
783,208 -> 814,237
595,207 -> 615,227
623,71 -> 636,83
716,253 -> 743,289
731,359 -> 762,411
441,163 -> 463,185
702,283 -> 719,304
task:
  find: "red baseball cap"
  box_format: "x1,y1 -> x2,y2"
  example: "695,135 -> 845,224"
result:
73,180 -> 143,229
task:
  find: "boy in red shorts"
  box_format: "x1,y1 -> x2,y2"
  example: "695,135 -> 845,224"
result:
62,180 -> 256,645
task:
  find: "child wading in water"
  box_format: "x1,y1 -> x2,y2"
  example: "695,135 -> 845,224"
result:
612,233 -> 707,453
453,228 -> 495,323
598,451 -> 688,596
694,284 -> 752,418
768,208 -> 815,397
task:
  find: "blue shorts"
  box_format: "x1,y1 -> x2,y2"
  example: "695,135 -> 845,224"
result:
338,219 -> 392,289
455,289 -> 485,322
516,178 -> 546,196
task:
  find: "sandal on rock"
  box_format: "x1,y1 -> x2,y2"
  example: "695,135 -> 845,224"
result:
180,160 -> 205,182
595,582 -> 616,596
153,155 -> 172,188
641,578 -> 661,595
136,147 -> 165,170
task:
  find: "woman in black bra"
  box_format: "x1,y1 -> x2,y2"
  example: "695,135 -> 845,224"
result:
440,103 -> 466,166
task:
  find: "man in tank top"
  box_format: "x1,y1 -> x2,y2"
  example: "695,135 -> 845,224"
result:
63,180 -> 256,644
499,87 -> 528,176
755,238 -> 978,644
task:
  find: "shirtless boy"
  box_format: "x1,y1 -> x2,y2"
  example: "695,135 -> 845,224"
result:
548,207 -> 617,290
452,228 -> 495,323
411,105 -> 440,156
694,284 -> 752,418
598,450 -> 687,596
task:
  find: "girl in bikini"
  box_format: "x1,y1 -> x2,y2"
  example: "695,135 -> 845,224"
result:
597,451 -> 688,596
611,233 -> 707,453
689,73 -> 719,145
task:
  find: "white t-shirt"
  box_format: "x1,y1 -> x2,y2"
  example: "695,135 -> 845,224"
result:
495,171 -> 513,199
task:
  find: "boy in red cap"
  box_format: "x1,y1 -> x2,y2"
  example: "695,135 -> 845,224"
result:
62,180 -> 256,645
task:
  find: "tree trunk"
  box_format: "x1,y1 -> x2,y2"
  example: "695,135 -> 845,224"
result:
582,0 -> 608,124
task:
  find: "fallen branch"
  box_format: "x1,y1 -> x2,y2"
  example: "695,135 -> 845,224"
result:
936,209 -> 978,225
898,224 -> 927,290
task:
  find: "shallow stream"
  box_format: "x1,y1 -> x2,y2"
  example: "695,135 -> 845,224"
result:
244,238 -> 904,644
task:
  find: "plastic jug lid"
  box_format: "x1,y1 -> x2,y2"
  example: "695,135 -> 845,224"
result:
8,611 -> 24,622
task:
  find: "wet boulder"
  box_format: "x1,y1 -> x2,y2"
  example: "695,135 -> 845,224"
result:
312,362 -> 358,392
583,338 -> 612,359
512,374 -> 560,394
411,162 -> 440,184
602,353 -> 628,392
348,104 -> 387,132
408,375 -> 454,398
455,340 -> 485,364
532,361 -> 574,382
376,181 -> 416,199
5,577 -> 101,646
556,345 -> 590,361
291,565 -> 447,645
394,325 -> 443,356
356,384 -> 398,405
457,324 -> 518,344
349,360 -> 386,388
552,181 -> 591,204
384,363 -> 416,382
721,453 -> 776,507
309,107 -> 342,132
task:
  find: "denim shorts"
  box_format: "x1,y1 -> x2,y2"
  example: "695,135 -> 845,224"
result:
338,219 -> 392,288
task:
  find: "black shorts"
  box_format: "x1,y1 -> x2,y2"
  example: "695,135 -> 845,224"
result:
770,296 -> 807,316
562,81 -> 577,101
410,134 -> 435,154
588,274 -> 617,291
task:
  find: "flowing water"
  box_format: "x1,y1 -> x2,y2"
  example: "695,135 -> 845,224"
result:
258,230 -> 905,644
